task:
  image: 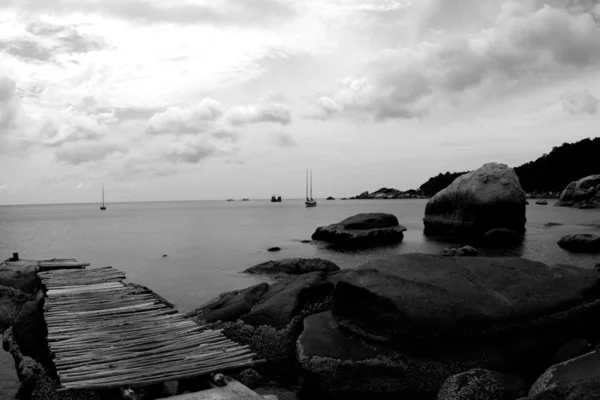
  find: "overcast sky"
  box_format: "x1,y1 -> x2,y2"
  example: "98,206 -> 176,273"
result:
1,0 -> 599,204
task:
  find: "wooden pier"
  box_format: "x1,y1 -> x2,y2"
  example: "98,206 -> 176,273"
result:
39,265 -> 264,392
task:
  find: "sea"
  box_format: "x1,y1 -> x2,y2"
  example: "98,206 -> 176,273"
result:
1,198 -> 599,397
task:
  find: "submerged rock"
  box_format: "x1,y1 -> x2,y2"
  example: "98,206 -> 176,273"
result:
423,163 -> 526,239
557,234 -> 600,253
436,369 -> 527,400
244,258 -> 339,276
311,213 -> 407,247
440,246 -> 479,256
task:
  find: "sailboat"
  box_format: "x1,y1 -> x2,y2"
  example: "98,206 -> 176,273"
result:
305,169 -> 317,207
100,183 -> 107,211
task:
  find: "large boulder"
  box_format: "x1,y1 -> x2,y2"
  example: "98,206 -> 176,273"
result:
184,283 -> 269,322
244,258 -> 340,276
0,263 -> 38,294
0,286 -> 33,333
423,163 -> 526,238
528,350 -> 600,400
332,254 -> 600,343
13,300 -> 49,366
556,175 -> 600,208
300,253 -> 600,398
311,213 -> 407,247
557,234 -> 600,253
241,272 -> 334,329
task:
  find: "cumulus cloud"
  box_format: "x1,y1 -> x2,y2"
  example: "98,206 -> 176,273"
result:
561,90 -> 600,115
111,158 -> 178,182
314,1 -> 600,121
55,143 -> 128,165
146,98 -> 224,135
163,138 -> 218,164
0,75 -> 23,133
0,21 -> 105,63
224,103 -> 292,126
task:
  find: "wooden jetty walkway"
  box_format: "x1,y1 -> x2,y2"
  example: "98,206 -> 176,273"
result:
39,266 -> 263,392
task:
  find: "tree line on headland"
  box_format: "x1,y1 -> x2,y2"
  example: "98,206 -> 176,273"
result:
350,137 -> 600,199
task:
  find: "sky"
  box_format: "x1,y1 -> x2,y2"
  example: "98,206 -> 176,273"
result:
1,0 -> 600,204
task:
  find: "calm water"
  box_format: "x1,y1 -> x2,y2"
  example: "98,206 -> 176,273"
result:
1,199 -> 600,313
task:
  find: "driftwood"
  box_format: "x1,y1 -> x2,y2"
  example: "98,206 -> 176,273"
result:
40,267 -> 262,391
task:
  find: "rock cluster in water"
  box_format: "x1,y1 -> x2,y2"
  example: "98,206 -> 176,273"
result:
555,175 -> 600,208
349,187 -> 428,199
423,162 -> 527,240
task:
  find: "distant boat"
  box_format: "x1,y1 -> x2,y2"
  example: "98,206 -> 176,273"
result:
305,169 -> 317,208
100,183 -> 106,211
242,198 -> 249,201
227,199 -> 234,202
271,195 -> 282,202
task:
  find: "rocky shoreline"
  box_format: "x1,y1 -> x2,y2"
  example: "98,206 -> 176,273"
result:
2,164 -> 600,400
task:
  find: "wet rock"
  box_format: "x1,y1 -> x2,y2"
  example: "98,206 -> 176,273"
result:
237,368 -> 267,389
244,258 -> 339,276
436,368 -> 527,400
423,163 -> 526,238
556,175 -> 600,208
551,338 -> 589,365
536,200 -> 548,205
440,246 -> 479,256
267,247 -> 281,252
557,234 -> 600,253
241,272 -> 334,329
544,223 -> 563,228
332,254 -> 600,343
529,349 -> 600,400
185,283 -> 269,322
594,263 -> 600,272
300,240 -> 312,244
0,285 -> 33,333
0,263 -> 38,294
311,213 -> 407,247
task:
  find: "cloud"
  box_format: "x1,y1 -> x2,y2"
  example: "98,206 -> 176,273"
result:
0,75 -> 23,133
146,98 -> 224,135
4,0 -> 297,27
111,158 -> 178,181
212,126 -> 239,143
273,132 -> 297,147
224,102 -> 292,126
55,143 -> 128,165
162,138 -> 218,164
0,22 -> 105,63
0,183 -> 8,190
314,1 -> 600,121
225,159 -> 245,165
561,90 -> 600,115
38,113 -> 109,147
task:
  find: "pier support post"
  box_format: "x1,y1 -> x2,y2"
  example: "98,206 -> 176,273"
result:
12,252 -> 19,261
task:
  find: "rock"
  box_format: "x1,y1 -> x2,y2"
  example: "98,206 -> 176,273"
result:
556,175 -> 600,208
296,254 -> 600,398
326,196 -> 335,200
536,200 -> 548,205
441,246 -> 479,257
255,386 -> 298,400
482,228 -> 522,243
237,368 -> 267,389
241,272 -> 334,329
544,223 -> 563,228
162,254 -> 168,257
244,258 -> 339,276
267,247 -> 281,252
0,263 -> 38,294
186,283 -> 269,322
311,213 -> 407,247
557,234 -> 600,253
423,163 -> 526,238
13,300 -> 49,365
436,369 -> 527,400
0,286 -> 32,334
551,339 -> 589,365
594,263 -> 600,272
529,350 -> 600,399
332,254 -> 600,343
300,240 -> 312,244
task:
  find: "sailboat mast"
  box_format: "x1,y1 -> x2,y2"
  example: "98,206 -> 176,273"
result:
310,170 -> 313,200
306,169 -> 308,200
102,183 -> 104,206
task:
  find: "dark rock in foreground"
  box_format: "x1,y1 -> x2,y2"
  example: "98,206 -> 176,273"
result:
436,368 -> 527,400
557,234 -> 600,253
297,254 -> 600,398
244,258 -> 339,276
332,254 -> 600,342
267,247 -> 281,252
311,213 -> 407,247
528,350 -> 600,399
423,163 -> 527,239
